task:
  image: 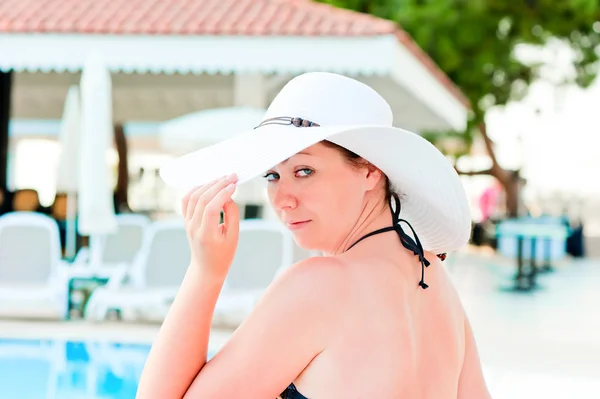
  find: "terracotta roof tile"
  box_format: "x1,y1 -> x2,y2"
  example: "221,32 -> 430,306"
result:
0,0 -> 469,106
0,0 -> 396,36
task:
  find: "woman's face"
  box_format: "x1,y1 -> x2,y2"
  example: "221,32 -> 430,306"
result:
264,142 -> 381,253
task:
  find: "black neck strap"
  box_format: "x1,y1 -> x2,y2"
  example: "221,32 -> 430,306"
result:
347,193 -> 446,289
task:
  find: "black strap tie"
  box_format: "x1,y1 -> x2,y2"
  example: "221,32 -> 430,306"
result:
348,193 -> 446,290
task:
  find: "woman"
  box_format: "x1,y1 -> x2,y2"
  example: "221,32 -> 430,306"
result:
137,72 -> 491,398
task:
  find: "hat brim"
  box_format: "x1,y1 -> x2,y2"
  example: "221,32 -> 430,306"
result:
159,123 -> 471,254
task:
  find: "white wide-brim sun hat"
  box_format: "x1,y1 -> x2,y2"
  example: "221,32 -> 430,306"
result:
160,72 -> 471,255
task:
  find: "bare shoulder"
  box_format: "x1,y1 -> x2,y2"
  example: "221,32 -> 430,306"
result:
272,256 -> 351,298
282,256 -> 350,282
182,259 -> 356,397
259,256 -> 353,318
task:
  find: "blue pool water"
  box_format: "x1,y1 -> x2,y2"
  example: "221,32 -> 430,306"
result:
0,338 -> 153,399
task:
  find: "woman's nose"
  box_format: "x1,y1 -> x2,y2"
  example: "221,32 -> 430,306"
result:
272,181 -> 298,211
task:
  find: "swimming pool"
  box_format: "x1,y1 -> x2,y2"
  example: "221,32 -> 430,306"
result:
0,338 -> 152,399
3,337 -> 598,399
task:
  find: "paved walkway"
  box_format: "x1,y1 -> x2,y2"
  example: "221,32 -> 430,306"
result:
448,249 -> 600,398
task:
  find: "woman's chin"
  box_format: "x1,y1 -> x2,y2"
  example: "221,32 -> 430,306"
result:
290,233 -> 321,253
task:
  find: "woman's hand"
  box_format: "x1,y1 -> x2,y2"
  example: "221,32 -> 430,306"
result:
182,174 -> 240,281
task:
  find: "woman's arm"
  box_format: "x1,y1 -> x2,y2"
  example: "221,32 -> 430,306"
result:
137,176 -> 241,398
138,256 -> 346,398
135,266 -> 225,399
183,256 -> 347,398
136,175 -> 348,398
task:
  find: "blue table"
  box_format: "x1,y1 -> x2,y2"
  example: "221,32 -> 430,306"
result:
496,219 -> 570,291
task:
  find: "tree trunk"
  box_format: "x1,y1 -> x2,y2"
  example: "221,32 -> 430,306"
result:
0,71 -> 12,192
496,170 -> 521,218
456,122 -> 522,218
113,123 -> 131,213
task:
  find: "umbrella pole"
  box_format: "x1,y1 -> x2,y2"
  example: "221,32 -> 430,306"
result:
89,234 -> 106,273
65,191 -> 77,261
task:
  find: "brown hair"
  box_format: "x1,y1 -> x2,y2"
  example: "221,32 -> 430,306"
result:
321,140 -> 394,202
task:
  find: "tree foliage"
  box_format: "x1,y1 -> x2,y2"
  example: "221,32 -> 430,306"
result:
319,0 -> 600,216
320,0 -> 600,123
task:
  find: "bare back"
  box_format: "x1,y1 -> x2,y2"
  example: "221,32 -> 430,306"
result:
291,244 -> 488,399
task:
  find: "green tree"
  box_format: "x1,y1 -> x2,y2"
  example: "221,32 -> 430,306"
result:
319,0 -> 600,217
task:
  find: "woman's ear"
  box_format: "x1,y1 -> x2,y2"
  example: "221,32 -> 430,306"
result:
364,164 -> 383,192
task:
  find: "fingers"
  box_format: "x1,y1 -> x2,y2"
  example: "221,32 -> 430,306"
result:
222,198 -> 240,238
183,175 -> 238,241
181,178 -> 216,218
201,182 -> 237,231
181,188 -> 196,217
190,175 -> 237,223
182,176 -> 229,221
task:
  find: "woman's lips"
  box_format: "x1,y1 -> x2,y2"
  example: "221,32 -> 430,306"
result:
286,220 -> 311,230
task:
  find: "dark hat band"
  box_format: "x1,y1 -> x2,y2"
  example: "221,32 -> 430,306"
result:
254,117 -> 320,129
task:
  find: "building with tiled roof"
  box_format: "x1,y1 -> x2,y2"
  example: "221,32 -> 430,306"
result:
0,1 -> 470,194
0,0 -> 473,232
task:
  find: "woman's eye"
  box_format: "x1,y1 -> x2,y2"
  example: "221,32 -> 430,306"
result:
263,169 -> 311,181
296,168 -> 313,177
263,172 -> 279,182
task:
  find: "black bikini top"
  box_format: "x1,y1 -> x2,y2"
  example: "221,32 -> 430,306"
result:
347,192 -> 447,289
280,382 -> 307,399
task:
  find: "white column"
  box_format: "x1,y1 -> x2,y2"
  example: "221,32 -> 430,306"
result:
234,73 -> 267,109
232,74 -> 272,219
